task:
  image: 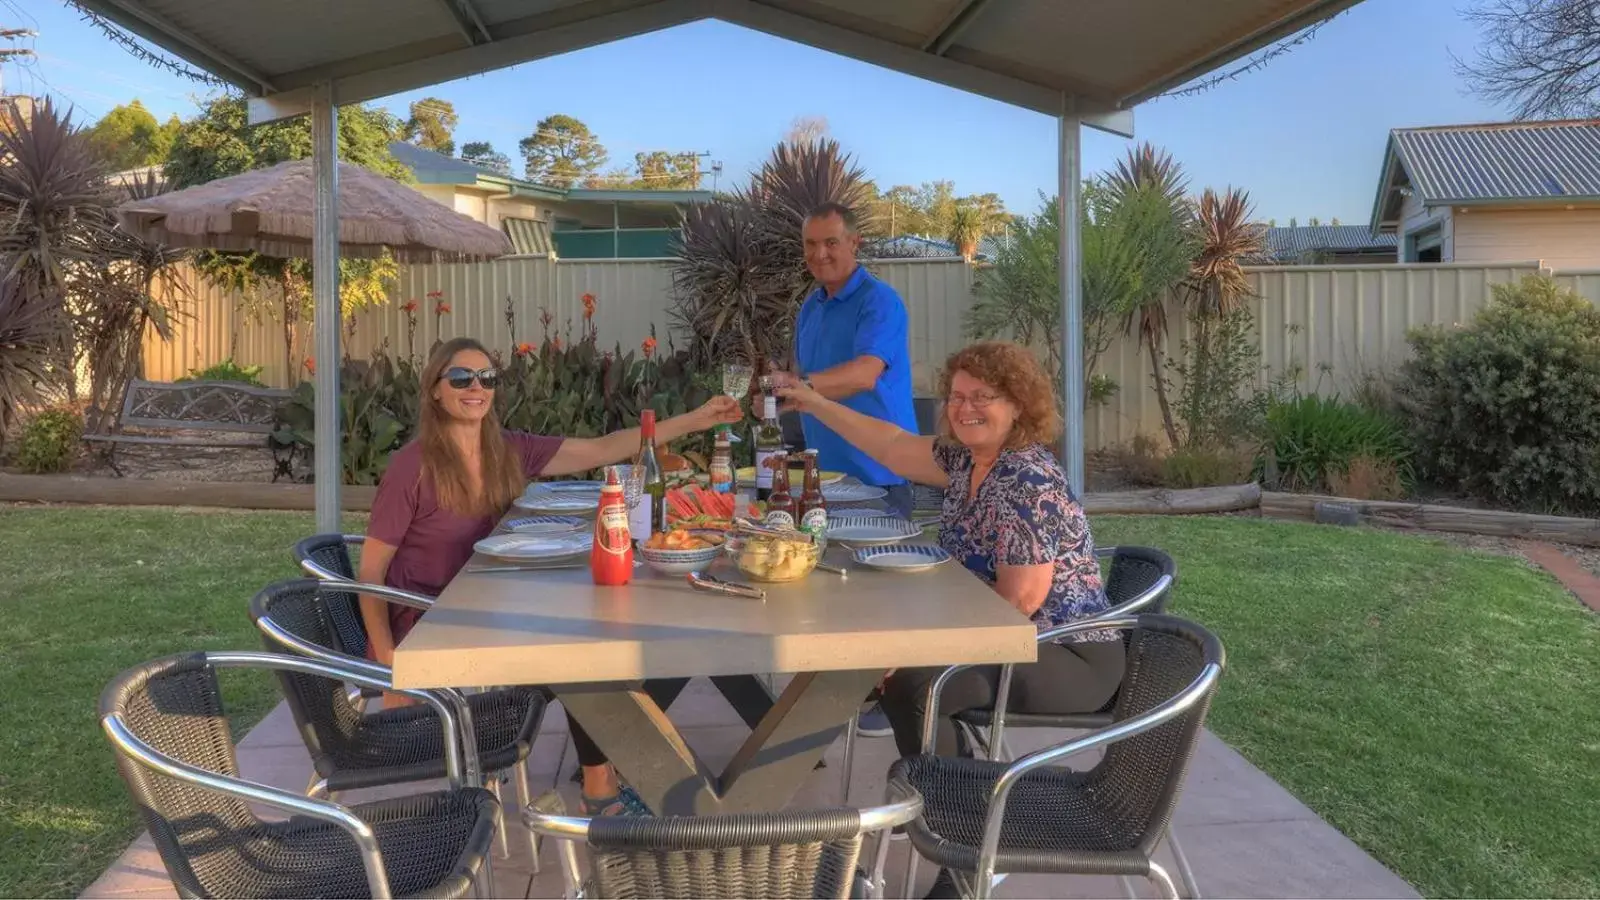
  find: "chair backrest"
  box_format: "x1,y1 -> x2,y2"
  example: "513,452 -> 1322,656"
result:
1090,614 -> 1223,856
585,808 -> 868,899
1104,546 -> 1177,614
248,579 -> 368,768
99,652 -> 255,896
291,534 -> 368,658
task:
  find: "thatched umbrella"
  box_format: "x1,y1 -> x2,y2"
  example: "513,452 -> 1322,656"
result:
114,158 -> 512,262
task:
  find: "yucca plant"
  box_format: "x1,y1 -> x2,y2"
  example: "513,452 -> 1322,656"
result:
0,275 -> 65,439
948,205 -> 984,261
670,138 -> 873,370
1187,187 -> 1263,318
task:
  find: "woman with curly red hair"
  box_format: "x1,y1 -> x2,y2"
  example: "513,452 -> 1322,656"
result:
776,340 -> 1123,762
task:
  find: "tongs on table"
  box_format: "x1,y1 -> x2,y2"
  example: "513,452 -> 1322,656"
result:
687,571 -> 766,600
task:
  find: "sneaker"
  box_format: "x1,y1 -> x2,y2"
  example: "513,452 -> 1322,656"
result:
856,703 -> 893,738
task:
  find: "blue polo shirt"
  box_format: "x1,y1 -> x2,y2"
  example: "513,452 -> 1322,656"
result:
795,265 -> 918,487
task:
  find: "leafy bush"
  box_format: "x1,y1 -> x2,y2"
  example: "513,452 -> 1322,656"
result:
1258,393 -> 1411,494
1396,275 -> 1600,513
180,358 -> 266,386
1167,307 -> 1267,451
11,406 -> 82,473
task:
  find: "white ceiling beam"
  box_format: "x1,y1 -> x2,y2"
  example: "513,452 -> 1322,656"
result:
249,0 -> 700,124
435,0 -> 491,45
73,0 -> 276,92
922,0 -> 996,56
1120,0 -> 1363,105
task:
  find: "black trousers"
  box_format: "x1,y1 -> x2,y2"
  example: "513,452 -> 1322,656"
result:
879,638 -> 1126,758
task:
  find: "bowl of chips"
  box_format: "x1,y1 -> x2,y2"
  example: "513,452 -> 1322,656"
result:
735,534 -> 821,583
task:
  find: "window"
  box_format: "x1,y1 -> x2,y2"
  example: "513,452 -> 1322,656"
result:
1407,224 -> 1443,263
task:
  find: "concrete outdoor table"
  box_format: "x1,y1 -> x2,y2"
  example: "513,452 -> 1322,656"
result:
391,539 -> 1036,816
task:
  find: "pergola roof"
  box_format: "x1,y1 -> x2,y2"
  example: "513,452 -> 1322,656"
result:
74,0 -> 1359,133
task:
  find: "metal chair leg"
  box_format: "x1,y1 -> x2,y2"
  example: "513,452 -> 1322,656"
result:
487,775 -> 510,859
841,714 -> 858,804
867,829 -> 894,900
513,760 -> 541,874
903,846 -> 920,900
305,776 -> 329,799
1147,862 -> 1179,900
1167,828 -> 1200,899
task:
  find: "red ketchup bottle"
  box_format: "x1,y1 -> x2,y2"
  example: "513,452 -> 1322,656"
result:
590,465 -> 634,585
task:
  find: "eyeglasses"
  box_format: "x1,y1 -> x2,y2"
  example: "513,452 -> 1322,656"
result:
947,391 -> 1001,409
440,366 -> 500,390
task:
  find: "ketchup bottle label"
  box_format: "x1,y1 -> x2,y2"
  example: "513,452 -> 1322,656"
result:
597,503 -> 631,555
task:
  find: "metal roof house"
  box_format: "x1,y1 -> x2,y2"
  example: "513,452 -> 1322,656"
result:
389,141 -> 710,258
1251,224 -> 1397,264
1370,119 -> 1600,267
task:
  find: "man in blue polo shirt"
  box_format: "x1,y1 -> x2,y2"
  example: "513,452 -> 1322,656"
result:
790,202 -> 919,520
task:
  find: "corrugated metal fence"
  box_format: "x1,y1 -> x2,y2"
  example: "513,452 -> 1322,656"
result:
143,258 -> 1600,451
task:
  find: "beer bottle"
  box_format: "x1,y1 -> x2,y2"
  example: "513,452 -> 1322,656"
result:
764,454 -> 796,529
799,449 -> 827,540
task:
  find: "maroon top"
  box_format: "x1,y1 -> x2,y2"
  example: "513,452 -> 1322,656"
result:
367,430 -> 564,646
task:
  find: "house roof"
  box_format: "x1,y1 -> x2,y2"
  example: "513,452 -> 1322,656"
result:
386,141 -> 710,204
1371,119 -> 1600,232
69,0 -> 1359,137
1256,224 -> 1396,262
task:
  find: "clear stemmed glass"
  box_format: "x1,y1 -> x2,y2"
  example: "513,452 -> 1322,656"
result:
721,363 -> 753,442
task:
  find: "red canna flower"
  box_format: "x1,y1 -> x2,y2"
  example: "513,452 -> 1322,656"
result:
303,357 -> 315,375
641,335 -> 658,359
434,302 -> 451,315
514,342 -> 533,357
426,290 -> 443,300
581,292 -> 597,320
401,299 -> 418,313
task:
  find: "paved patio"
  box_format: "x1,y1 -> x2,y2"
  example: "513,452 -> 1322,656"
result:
85,678 -> 1417,899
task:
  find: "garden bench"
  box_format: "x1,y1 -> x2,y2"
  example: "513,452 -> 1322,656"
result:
84,378 -> 297,480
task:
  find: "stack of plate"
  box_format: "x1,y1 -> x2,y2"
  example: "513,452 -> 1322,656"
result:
473,532 -> 592,563
851,544 -> 952,573
821,483 -> 889,504
824,515 -> 921,546
502,515 -> 586,535
514,480 -> 602,514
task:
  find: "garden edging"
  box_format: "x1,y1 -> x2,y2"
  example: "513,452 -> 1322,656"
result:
1259,491 -> 1600,548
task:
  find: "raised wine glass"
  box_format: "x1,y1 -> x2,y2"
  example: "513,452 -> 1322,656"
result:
721,362 -> 753,441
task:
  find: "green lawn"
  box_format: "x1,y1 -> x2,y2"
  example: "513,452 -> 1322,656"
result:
1092,515 -> 1600,899
0,506 -> 1595,898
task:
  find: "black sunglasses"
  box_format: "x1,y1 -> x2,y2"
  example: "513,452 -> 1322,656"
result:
440,366 -> 500,390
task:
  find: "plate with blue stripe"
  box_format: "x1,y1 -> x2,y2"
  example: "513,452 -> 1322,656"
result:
852,543 -> 951,572
504,515 -> 586,535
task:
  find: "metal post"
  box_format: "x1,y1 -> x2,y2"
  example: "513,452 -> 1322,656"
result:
311,83 -> 342,533
612,201 -> 620,257
1059,94 -> 1085,495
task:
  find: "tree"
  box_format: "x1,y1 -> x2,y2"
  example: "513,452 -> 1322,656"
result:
85,100 -> 179,170
460,140 -> 512,176
785,116 -> 830,145
164,95 -> 407,188
402,97 -> 457,156
631,151 -> 702,189
948,206 -> 984,261
518,114 -> 607,188
1458,0 -> 1600,118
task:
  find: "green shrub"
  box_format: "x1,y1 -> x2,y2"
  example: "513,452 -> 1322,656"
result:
12,407 -> 82,473
1258,393 -> 1411,493
1396,275 -> 1600,513
1161,445 -> 1255,488
179,358 -> 266,387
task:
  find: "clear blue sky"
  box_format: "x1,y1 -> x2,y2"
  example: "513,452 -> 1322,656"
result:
7,0 -> 1507,225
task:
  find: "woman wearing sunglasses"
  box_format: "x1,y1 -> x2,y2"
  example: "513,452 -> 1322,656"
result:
359,337 -> 742,816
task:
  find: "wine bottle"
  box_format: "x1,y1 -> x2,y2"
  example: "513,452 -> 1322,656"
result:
753,395 -> 785,502
629,409 -> 665,542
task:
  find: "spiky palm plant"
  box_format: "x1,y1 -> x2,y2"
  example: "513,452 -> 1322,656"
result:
670,138 -> 873,369
0,275 -> 64,436
1187,187 -> 1263,318
948,205 -> 984,261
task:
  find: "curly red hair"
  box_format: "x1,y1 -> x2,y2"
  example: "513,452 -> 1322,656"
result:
937,341 -> 1061,449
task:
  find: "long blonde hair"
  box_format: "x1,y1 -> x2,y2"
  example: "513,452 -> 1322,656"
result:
417,338 -> 525,517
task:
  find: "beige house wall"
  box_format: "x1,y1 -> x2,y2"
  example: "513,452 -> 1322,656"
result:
1450,207 -> 1600,269
142,259 -> 1600,451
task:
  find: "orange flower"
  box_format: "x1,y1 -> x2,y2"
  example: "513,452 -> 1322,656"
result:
581,292 -> 597,320
641,335 -> 658,359
514,342 -> 533,357
401,299 -> 418,313
552,337 -> 564,351
303,357 -> 315,375
434,302 -> 451,315
426,290 -> 443,300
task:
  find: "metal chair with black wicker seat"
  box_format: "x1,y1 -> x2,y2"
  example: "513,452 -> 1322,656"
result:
99,649 -> 501,899
524,776 -> 925,900
249,578 -> 550,882
890,613 -> 1225,900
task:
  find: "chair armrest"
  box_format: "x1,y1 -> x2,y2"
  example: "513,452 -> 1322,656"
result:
296,534 -> 367,582
205,650 -> 466,786
973,632 -> 1223,890
1094,546 -> 1118,559
344,579 -> 436,611
1099,573 -> 1174,619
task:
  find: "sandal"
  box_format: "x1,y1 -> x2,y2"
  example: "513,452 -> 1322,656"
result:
579,784 -> 652,817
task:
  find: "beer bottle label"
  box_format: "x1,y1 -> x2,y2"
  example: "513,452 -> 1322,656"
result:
764,510 -> 795,529
800,507 -> 826,536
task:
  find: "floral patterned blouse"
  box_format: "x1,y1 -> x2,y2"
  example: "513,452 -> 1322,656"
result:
933,440 -> 1114,643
